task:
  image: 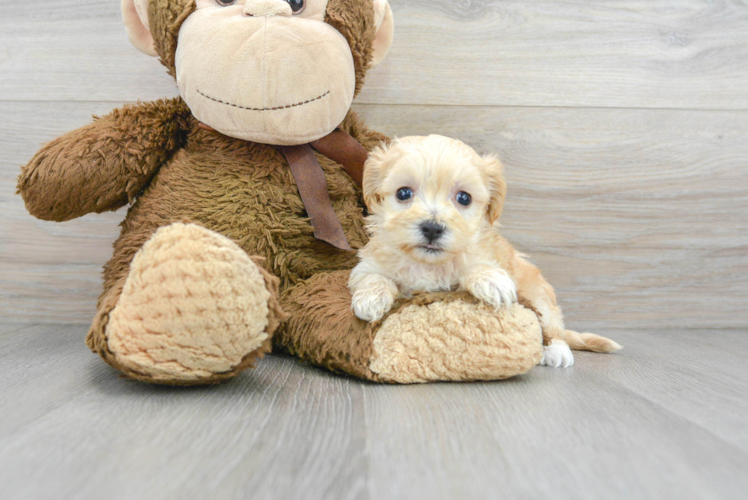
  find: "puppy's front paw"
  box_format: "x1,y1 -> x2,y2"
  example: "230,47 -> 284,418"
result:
464,268 -> 517,310
352,288 -> 395,322
540,340 -> 574,368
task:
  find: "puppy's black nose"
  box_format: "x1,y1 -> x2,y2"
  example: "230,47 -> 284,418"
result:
420,221 -> 446,243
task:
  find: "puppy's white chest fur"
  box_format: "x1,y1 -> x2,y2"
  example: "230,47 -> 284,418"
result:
389,260 -> 460,295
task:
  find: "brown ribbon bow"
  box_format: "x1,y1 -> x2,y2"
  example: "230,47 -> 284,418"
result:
198,122 -> 368,251
281,129 -> 369,250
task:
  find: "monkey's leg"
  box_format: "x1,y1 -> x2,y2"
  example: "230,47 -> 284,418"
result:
86,222 -> 284,385
276,271 -> 543,383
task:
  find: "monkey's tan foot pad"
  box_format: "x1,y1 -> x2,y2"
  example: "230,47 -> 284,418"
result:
105,223 -> 282,385
370,298 -> 543,383
278,271 -> 543,384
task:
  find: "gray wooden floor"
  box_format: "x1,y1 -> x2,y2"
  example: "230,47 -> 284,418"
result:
1,325 -> 747,499
2,0 -> 748,498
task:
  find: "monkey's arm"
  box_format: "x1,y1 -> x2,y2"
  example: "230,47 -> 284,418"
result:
17,98 -> 192,222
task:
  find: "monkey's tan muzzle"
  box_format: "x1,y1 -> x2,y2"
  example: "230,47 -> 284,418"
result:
176,12 -> 356,146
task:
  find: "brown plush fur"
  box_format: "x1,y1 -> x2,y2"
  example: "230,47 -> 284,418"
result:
18,98 -> 192,221
79,105 -> 386,383
325,0 -> 378,97
17,0 -> 546,384
148,0 -> 196,78
280,270 -> 380,381
18,0 -> 389,383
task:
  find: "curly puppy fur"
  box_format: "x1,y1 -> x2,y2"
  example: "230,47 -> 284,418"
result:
350,136 -> 622,367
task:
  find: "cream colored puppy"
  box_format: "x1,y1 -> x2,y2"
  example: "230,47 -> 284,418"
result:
349,135 -> 621,367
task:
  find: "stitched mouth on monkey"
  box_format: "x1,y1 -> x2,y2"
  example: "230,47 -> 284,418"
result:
196,89 -> 332,112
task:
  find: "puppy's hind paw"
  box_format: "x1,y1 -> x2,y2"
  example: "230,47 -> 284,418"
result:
352,289 -> 395,322
540,340 -> 574,368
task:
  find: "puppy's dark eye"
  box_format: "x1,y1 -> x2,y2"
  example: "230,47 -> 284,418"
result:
396,187 -> 413,202
456,191 -> 472,207
216,0 -> 237,5
284,0 -> 305,13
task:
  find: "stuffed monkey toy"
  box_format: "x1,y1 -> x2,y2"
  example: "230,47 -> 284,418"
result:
18,0 -> 556,385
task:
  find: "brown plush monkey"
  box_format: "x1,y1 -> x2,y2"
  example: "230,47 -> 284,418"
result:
18,0 -> 545,385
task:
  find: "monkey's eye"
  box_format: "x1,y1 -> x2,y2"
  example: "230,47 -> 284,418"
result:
456,191 -> 472,207
285,0 -> 305,13
216,0 -> 237,5
396,187 -> 413,202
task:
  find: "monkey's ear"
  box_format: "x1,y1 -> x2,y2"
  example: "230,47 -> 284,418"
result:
122,0 -> 158,57
372,0 -> 394,66
484,155 -> 507,225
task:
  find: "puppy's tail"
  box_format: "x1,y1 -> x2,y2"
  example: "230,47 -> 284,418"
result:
558,330 -> 622,353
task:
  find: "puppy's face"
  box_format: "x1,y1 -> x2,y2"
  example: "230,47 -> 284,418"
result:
363,135 -> 506,264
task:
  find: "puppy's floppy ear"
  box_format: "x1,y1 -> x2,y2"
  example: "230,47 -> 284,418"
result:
363,142 -> 392,212
483,155 -> 507,225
